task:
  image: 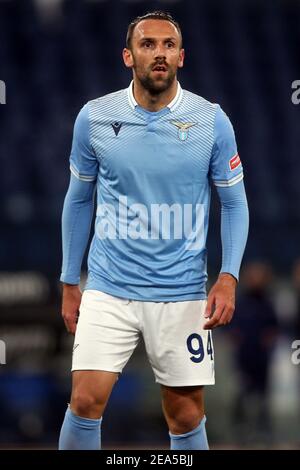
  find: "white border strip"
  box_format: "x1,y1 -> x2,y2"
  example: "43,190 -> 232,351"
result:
70,165 -> 96,182
214,172 -> 244,188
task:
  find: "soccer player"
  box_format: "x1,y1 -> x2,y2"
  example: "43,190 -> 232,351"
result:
58,11 -> 249,450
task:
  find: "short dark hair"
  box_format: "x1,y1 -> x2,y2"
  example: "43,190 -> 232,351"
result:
126,11 -> 182,49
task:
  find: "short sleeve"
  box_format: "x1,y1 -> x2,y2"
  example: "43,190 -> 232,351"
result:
69,103 -> 98,182
210,105 -> 243,187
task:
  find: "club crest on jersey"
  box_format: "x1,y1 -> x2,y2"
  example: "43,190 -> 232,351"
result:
170,120 -> 197,141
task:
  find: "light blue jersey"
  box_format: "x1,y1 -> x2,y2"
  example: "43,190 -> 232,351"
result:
61,82 -> 248,301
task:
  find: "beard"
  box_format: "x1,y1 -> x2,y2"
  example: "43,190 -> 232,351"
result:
137,72 -> 175,94
133,61 -> 177,95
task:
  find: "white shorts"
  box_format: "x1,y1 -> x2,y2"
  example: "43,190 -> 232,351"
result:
72,290 -> 215,387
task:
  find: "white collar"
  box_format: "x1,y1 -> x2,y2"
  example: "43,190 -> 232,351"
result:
127,80 -> 183,112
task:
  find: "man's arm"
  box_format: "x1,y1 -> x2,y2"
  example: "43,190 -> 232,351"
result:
204,180 -> 249,329
205,104 -> 249,329
60,174 -> 96,334
61,174 -> 96,285
60,103 -> 98,334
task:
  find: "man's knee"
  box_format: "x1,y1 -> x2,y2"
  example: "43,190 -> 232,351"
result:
70,389 -> 105,418
167,409 -> 204,435
161,386 -> 205,435
70,370 -> 117,418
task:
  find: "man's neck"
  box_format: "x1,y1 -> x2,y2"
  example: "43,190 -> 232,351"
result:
132,78 -> 178,112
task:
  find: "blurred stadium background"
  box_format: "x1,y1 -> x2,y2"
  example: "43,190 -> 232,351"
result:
0,0 -> 300,449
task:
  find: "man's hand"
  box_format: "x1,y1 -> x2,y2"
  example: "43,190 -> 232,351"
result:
61,284 -> 82,335
203,273 -> 237,330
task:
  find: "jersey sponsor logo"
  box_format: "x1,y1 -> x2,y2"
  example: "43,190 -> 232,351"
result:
111,122 -> 122,136
229,153 -> 241,171
169,120 -> 197,141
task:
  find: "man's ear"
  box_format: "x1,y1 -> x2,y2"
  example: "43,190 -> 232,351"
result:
178,48 -> 185,69
123,48 -> 134,68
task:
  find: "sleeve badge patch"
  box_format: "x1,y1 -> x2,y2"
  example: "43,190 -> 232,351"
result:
229,153 -> 241,171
